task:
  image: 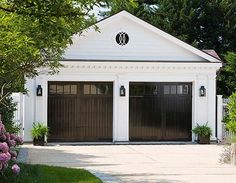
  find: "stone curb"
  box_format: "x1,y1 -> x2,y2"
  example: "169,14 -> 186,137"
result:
17,148 -> 29,163
90,170 -> 124,183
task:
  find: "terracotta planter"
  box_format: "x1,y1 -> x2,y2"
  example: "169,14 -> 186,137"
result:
198,135 -> 210,144
33,136 -> 45,146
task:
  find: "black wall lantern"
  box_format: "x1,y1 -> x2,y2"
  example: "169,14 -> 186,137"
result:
36,85 -> 43,96
200,86 -> 206,97
120,85 -> 126,97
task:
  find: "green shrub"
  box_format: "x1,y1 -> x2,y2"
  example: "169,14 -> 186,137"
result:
222,115 -> 230,124
226,92 -> 236,134
192,123 -> 212,137
226,121 -> 236,134
31,122 -> 49,139
0,97 -> 20,134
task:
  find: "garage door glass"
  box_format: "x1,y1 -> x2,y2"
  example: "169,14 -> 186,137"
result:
129,82 -> 192,141
48,82 -> 113,142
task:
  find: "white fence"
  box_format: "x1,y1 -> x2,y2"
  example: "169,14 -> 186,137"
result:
218,96 -> 235,142
222,123 -> 234,142
11,93 -> 24,137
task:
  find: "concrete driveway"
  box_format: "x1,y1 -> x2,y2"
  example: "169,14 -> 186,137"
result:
25,144 -> 236,183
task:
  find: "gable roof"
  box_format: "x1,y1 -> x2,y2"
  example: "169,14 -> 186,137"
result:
87,10 -> 221,63
202,50 -> 221,60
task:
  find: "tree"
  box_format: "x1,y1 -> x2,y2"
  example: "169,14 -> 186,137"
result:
100,0 -> 137,17
0,0 -> 113,105
218,52 -> 236,96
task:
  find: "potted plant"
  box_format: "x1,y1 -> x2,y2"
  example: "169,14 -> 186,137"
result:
31,122 -> 49,146
192,123 -> 212,144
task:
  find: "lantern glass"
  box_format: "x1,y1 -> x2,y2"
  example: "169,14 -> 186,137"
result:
37,85 -> 43,96
120,85 -> 126,97
200,86 -> 206,97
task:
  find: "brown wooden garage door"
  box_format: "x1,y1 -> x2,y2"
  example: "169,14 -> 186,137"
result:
48,82 -> 113,142
129,82 -> 192,141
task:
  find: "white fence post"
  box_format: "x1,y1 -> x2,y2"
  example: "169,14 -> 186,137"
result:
217,95 -> 223,141
19,93 -> 24,137
11,93 -> 24,137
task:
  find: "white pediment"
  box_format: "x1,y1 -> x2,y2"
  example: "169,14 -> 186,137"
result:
63,11 -> 220,63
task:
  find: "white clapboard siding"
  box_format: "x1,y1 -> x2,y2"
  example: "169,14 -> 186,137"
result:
64,13 -> 205,61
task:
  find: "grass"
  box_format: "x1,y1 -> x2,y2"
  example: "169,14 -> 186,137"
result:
1,163 -> 102,183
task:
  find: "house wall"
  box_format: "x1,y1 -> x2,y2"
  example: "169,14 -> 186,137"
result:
64,17 -> 205,62
23,61 -> 221,142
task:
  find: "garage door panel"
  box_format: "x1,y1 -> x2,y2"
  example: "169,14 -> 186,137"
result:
48,82 -> 113,142
165,112 -> 191,139
129,93 -> 162,140
129,82 -> 192,141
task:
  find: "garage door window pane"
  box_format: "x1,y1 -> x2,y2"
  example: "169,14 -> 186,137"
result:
183,85 -> 188,94
145,84 -> 158,95
177,85 -> 183,94
97,85 -> 111,95
177,85 -> 188,95
71,85 -> 77,94
49,85 -> 56,94
84,85 -> 90,94
145,85 -> 152,95
170,85 -> 176,94
153,85 -> 158,95
64,85 -> 70,94
130,85 -> 144,96
164,85 -> 170,94
57,85 -> 63,94
106,85 -> 113,95
91,85 -> 96,94
97,85 -> 102,94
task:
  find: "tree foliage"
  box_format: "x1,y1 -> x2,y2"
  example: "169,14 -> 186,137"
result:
225,92 -> 236,133
0,0 -> 111,105
100,0 -> 137,16
218,52 -> 236,96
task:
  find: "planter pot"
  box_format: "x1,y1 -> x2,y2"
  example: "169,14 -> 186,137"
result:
33,136 -> 45,146
198,135 -> 210,144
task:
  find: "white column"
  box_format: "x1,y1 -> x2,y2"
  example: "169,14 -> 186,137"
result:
217,95 -> 223,141
115,75 -> 129,142
23,78 -> 36,142
207,74 -> 217,140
